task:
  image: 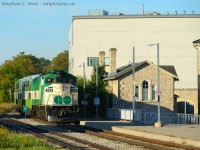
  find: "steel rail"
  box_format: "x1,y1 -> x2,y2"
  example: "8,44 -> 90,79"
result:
75,125 -> 200,150
0,118 -> 83,150
0,117 -> 113,150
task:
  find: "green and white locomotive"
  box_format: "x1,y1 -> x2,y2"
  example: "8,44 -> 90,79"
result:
14,70 -> 78,122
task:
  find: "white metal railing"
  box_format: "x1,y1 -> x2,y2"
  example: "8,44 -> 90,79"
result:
141,112 -> 200,125
107,108 -> 200,125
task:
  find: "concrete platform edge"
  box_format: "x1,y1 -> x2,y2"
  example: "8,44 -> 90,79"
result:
111,126 -> 200,148
80,121 -> 200,148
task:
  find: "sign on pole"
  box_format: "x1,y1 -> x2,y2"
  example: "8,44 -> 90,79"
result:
23,106 -> 28,113
156,90 -> 161,96
94,98 -> 100,105
23,106 -> 28,121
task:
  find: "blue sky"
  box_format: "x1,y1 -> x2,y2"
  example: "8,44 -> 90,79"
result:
0,0 -> 199,65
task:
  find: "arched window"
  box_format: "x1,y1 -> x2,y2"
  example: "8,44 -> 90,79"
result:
142,80 -> 149,101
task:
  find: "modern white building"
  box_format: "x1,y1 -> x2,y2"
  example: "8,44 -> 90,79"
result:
68,13 -> 200,114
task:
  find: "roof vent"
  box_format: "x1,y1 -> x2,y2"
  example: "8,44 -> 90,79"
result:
88,9 -> 109,16
145,11 -> 161,15
111,12 -> 124,15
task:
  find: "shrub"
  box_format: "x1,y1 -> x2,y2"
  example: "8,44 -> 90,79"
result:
0,103 -> 15,114
0,125 -> 55,149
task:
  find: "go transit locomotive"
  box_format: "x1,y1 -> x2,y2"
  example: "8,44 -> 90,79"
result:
14,70 -> 78,122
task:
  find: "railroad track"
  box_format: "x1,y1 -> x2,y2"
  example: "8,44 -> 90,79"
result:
2,114 -> 200,150
77,125 -> 200,150
0,117 -> 112,150
31,118 -> 200,150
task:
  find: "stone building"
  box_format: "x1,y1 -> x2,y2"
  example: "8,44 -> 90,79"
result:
103,49 -> 179,113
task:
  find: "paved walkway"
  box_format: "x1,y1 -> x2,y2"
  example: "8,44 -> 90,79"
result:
79,119 -> 200,148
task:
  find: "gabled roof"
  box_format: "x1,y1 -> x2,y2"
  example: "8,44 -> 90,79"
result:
160,65 -> 178,77
104,60 -> 179,81
193,39 -> 200,44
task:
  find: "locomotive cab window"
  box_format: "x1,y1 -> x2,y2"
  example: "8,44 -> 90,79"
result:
56,77 -> 66,83
68,78 -> 74,84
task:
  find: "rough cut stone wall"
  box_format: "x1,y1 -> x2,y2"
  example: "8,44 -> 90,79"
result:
108,80 -> 119,107
99,51 -> 105,66
115,64 -> 175,112
109,48 -> 117,73
174,89 -> 198,114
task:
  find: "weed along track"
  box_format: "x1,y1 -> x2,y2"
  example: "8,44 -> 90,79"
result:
0,118 -> 84,149
0,117 -> 111,150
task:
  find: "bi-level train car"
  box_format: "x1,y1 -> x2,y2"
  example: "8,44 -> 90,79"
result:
14,70 -> 78,122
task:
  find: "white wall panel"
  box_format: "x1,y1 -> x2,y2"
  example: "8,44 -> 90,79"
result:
69,16 -> 200,88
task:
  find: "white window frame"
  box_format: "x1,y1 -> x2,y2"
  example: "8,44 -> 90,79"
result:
87,57 -> 99,66
152,85 -> 156,100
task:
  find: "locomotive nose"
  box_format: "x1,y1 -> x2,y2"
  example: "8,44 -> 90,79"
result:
53,84 -> 62,93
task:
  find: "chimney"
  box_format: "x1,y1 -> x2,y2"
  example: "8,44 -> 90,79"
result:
98,51 -> 105,66
109,48 -> 117,73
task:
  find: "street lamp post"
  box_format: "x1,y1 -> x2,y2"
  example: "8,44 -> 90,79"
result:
184,87 -> 187,123
105,86 -> 109,109
132,47 -> 135,124
95,58 -> 99,118
80,62 -> 86,117
184,88 -> 187,115
83,62 -> 86,117
105,86 -> 109,117
148,43 -> 162,127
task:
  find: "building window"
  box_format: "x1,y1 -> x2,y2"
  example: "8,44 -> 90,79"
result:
142,80 -> 148,101
87,57 -> 99,66
105,57 -> 109,66
152,85 -> 156,100
135,85 -> 139,100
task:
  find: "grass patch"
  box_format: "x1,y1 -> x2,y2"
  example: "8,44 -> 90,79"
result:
0,103 -> 15,114
0,125 -> 55,149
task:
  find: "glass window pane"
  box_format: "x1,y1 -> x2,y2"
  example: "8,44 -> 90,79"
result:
88,57 -> 99,66
135,85 -> 139,100
152,85 -> 156,100
142,80 -> 148,101
105,57 -> 109,66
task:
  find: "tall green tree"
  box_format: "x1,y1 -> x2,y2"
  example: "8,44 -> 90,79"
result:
77,65 -> 111,117
38,57 -> 51,73
0,52 -> 41,103
12,52 -> 42,75
47,50 -> 68,71
39,57 -> 51,67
